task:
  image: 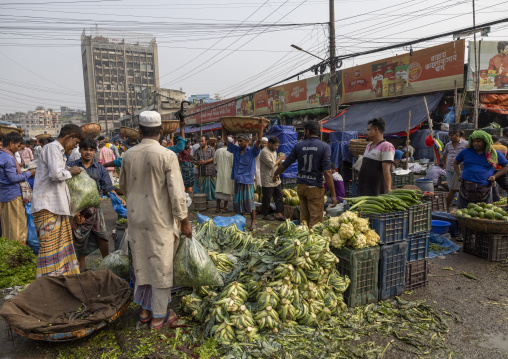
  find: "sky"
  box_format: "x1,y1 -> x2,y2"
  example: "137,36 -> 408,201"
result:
1,0 -> 508,115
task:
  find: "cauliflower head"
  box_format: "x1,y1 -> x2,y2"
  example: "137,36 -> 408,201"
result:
350,233 -> 367,249
338,222 -> 355,239
365,229 -> 380,247
329,217 -> 340,228
331,233 -> 346,249
338,211 -> 358,223
322,228 -> 333,240
352,217 -> 370,233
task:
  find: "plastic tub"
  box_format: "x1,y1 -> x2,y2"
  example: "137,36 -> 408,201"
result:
415,178 -> 434,192
431,220 -> 450,234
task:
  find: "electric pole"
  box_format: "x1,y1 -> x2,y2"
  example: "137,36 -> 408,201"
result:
329,0 -> 338,118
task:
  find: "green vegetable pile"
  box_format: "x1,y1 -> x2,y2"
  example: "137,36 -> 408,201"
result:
313,211 -> 380,249
494,197 -> 507,206
66,170 -> 100,216
0,237 -> 37,289
455,202 -> 508,221
177,220 -> 453,358
115,218 -> 128,225
344,189 -> 423,214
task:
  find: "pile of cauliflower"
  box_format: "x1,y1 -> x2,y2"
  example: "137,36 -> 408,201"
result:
314,211 -> 380,250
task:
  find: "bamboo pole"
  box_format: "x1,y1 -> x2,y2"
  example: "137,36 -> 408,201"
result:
423,96 -> 437,165
342,114 -> 345,132
405,111 -> 411,170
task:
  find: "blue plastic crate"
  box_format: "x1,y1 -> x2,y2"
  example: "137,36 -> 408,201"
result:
344,180 -> 358,198
407,231 -> 430,262
365,211 -> 408,244
379,241 -> 408,300
432,212 -> 460,237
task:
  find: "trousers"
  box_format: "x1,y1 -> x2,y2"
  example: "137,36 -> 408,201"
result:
261,184 -> 284,216
296,183 -> 325,228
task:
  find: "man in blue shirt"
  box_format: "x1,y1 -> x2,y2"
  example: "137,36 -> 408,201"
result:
273,121 -> 337,228
224,121 -> 266,231
68,137 -> 125,271
454,130 -> 508,208
0,131 -> 36,244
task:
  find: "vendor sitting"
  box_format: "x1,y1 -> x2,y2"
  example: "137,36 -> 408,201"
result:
424,163 -> 446,188
393,149 -> 404,168
453,130 -> 508,209
67,138 -> 126,271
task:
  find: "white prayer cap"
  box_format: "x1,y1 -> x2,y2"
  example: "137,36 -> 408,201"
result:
261,137 -> 268,142
139,111 -> 161,127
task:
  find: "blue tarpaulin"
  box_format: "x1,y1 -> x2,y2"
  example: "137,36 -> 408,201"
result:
324,93 -> 444,135
329,131 -> 357,167
265,125 -> 298,178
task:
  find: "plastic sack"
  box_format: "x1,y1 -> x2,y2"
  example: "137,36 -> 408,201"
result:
185,193 -> 192,208
326,203 -> 345,217
110,192 -> 127,218
173,235 -> 224,287
24,203 -> 39,255
66,169 -> 100,216
98,250 -> 129,280
196,213 -> 247,231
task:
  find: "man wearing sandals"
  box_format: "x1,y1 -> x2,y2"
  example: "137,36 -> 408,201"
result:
260,136 -> 286,221
120,111 -> 192,329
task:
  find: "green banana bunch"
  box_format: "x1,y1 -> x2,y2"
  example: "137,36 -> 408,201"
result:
218,281 -> 249,302
304,266 -> 324,282
211,322 -> 236,343
181,293 -> 203,315
277,298 -> 297,322
275,219 -> 296,237
235,326 -> 260,342
318,250 -> 340,269
327,269 -> 351,294
230,305 -> 256,330
229,232 -> 253,252
275,239 -> 304,260
254,305 -> 280,330
247,280 -> 263,300
317,307 -> 333,321
300,283 -> 320,301
256,287 -> 280,310
196,286 -> 212,297
273,263 -> 294,279
307,298 -> 325,314
209,251 -> 235,273
324,291 -> 339,311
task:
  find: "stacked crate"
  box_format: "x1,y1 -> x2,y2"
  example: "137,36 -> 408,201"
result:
405,202 -> 431,290
462,229 -> 508,262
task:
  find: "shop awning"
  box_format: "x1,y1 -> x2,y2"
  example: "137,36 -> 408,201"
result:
323,93 -> 444,135
480,94 -> 508,114
178,122 -> 222,134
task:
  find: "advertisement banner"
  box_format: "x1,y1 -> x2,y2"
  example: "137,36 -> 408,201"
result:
178,99 -> 236,124
341,40 -> 465,104
253,78 -> 308,116
466,41 -> 508,92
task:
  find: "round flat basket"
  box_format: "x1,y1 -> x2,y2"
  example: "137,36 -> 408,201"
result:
349,139 -> 369,157
120,126 -> 140,141
81,123 -> 101,138
451,209 -> 508,234
220,116 -> 264,134
0,125 -> 22,137
162,120 -> 180,135
35,133 -> 51,140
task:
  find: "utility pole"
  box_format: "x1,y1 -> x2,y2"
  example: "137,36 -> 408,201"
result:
472,0 -> 479,129
200,99 -> 203,137
329,0 -> 338,119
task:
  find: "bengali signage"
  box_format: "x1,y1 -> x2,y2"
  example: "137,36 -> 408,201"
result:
341,40 -> 465,104
466,40 -> 508,92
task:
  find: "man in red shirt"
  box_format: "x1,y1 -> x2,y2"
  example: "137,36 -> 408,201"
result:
488,41 -> 508,76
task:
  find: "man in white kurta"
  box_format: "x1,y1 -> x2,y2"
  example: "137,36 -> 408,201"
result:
214,146 -> 234,212
254,137 -> 268,186
119,111 -> 191,329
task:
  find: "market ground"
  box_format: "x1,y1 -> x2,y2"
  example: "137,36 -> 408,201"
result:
0,200 -> 507,359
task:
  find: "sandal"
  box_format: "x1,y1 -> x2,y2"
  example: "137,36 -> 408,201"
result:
249,224 -> 257,231
264,215 -> 275,221
151,311 -> 178,330
140,311 -> 153,323
275,215 -> 286,221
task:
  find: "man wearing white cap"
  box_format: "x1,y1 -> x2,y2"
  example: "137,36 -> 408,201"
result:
254,137 -> 268,186
120,110 -> 191,329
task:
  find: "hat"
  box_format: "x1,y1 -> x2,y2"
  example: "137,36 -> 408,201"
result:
237,133 -> 252,140
261,137 -> 268,142
139,111 -> 161,127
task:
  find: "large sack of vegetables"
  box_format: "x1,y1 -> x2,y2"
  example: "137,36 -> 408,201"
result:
66,170 -> 100,216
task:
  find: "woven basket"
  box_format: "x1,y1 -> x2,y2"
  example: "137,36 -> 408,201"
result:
451,209 -> 508,234
220,116 -> 265,134
35,133 -> 51,140
349,139 -> 369,157
120,127 -> 140,140
162,120 -> 180,135
81,123 -> 101,138
0,125 -> 22,137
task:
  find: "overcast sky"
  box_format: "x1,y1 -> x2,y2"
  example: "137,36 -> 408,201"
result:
1,0 -> 507,115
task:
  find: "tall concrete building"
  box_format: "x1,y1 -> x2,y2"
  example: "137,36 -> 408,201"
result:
81,28 -> 160,132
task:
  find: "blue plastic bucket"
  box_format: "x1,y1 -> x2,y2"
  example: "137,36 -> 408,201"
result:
415,178 -> 434,193
431,220 -> 450,234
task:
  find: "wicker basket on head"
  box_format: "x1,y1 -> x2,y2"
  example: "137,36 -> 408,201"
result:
81,123 -> 101,138
120,127 -> 140,141
451,209 -> 508,234
220,116 -> 265,134
162,120 -> 180,135
349,139 -> 369,157
0,125 -> 22,137
35,133 -> 51,140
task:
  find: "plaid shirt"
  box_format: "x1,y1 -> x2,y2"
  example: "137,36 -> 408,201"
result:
67,158 -> 114,195
32,141 -> 72,216
194,146 -> 216,177
98,146 -> 115,171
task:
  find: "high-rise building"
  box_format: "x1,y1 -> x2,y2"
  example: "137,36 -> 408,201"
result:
81,28 -> 160,132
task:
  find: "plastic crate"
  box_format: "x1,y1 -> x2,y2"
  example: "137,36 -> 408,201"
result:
365,211 -> 408,244
463,229 -> 508,261
422,192 -> 447,212
379,242 -> 408,300
392,173 -> 414,188
408,202 -> 432,234
332,246 -> 380,308
407,231 -> 430,262
432,211 -> 460,237
344,180 -> 359,198
405,259 -> 429,290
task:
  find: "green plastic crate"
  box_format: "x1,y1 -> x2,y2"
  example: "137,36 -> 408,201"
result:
408,202 -> 432,234
332,246 -> 380,307
391,173 -> 414,188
